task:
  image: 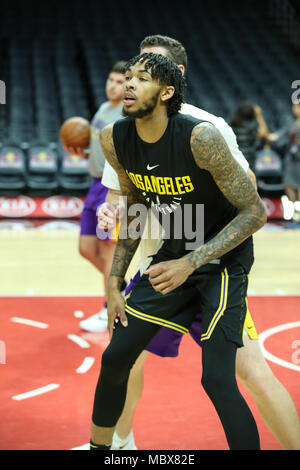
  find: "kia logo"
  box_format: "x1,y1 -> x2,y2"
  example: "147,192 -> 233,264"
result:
0,196 -> 36,217
41,196 -> 83,218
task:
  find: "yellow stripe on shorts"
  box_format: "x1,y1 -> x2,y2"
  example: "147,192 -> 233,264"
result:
243,300 -> 259,340
125,303 -> 189,335
201,268 -> 229,341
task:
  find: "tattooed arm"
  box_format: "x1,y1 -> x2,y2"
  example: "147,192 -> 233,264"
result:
184,122 -> 267,269
100,123 -> 146,335
146,122 -> 267,295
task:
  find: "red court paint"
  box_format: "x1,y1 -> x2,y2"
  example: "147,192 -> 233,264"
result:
0,296 -> 299,450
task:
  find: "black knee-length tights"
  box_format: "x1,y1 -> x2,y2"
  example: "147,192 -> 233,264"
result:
92,314 -> 260,450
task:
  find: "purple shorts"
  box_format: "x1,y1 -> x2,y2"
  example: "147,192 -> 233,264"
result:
80,178 -> 110,240
125,272 -> 203,357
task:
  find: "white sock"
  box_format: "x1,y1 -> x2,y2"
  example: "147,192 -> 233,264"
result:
112,430 -> 131,446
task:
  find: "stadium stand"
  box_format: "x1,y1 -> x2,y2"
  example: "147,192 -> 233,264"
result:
58,148 -> 91,194
0,143 -> 27,195
26,144 -> 59,195
255,146 -> 285,198
0,0 -> 299,202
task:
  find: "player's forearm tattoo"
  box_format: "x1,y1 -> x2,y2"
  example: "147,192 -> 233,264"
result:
185,122 -> 267,270
109,174 -> 142,284
100,124 -> 144,285
110,238 -> 140,286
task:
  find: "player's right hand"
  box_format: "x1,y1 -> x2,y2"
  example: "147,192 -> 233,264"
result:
63,145 -> 88,158
107,288 -> 127,339
97,202 -> 122,230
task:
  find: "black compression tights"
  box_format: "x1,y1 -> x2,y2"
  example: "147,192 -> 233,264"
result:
201,326 -> 260,450
92,315 -> 260,450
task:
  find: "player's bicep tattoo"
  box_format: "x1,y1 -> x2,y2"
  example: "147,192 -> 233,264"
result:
190,122 -> 265,217
100,124 -> 122,173
183,123 -> 267,270
100,124 -> 144,206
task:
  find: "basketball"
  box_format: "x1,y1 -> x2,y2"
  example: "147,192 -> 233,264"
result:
59,116 -> 91,150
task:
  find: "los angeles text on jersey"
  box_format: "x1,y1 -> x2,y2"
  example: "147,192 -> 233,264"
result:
126,170 -> 194,196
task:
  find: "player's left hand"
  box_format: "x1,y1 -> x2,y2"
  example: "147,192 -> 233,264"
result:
144,258 -> 194,295
97,202 -> 121,230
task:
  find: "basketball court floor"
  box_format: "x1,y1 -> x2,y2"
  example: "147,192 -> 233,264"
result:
0,220 -> 299,450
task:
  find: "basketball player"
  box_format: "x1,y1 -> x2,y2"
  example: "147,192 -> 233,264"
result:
96,36 -> 300,451
64,61 -> 126,332
89,52 -> 267,450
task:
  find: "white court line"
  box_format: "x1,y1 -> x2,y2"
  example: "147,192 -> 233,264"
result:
76,357 -> 95,374
74,310 -> 84,318
11,317 -> 49,329
259,321 -> 300,372
12,384 -> 60,401
67,334 -> 90,349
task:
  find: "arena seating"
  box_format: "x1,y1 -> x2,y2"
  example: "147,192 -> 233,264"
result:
0,0 -> 299,196
58,148 -> 91,194
26,144 -> 59,195
0,144 -> 27,195
255,147 -> 285,198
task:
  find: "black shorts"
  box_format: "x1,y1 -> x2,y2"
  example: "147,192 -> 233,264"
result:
125,252 -> 249,347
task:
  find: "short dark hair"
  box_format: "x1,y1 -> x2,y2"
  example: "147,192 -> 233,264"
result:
111,61 -> 127,74
125,52 -> 185,116
140,35 -> 188,72
230,100 -> 256,127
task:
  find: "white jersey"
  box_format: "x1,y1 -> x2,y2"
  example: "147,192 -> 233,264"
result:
101,104 -> 250,273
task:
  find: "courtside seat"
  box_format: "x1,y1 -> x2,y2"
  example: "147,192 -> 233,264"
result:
57,149 -> 91,192
0,144 -> 27,194
255,147 -> 285,198
26,144 -> 59,194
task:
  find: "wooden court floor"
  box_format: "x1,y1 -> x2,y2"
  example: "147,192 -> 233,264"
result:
0,224 -> 299,296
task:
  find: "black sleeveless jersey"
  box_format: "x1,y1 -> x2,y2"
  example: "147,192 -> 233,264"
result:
113,113 -> 253,273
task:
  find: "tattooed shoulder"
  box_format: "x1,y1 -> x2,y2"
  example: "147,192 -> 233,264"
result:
99,123 -> 121,171
190,121 -> 267,223
190,121 -> 233,172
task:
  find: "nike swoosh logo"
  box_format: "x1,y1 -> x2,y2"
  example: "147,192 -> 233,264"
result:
147,164 -> 160,171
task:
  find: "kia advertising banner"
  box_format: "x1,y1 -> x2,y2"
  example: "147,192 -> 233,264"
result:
0,196 -> 84,219
0,195 -> 283,220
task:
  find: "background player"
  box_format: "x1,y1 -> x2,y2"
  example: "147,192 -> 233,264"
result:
64,61 -> 126,332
